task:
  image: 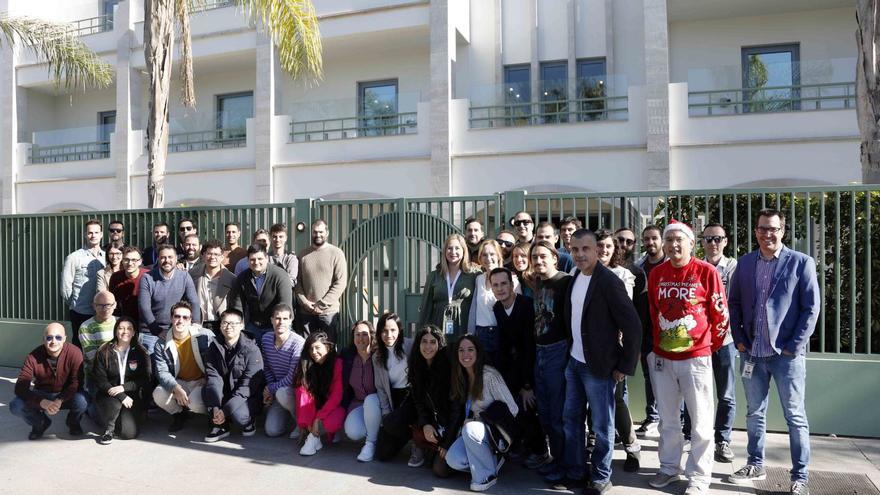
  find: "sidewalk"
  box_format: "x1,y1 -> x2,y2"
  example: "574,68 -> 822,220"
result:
1,365 -> 878,495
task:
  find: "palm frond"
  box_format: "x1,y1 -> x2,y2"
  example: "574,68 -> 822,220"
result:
0,16 -> 113,90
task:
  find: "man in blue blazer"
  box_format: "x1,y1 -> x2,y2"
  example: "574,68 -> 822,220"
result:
726,208 -> 820,495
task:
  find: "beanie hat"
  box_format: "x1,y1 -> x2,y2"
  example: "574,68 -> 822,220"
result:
663,219 -> 695,242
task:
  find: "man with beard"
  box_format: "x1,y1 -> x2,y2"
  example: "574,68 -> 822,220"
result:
143,222 -> 170,268
635,225 -> 666,438
511,211 -> 535,244
178,233 -> 203,272
61,220 -> 105,346
109,246 -> 149,323
138,244 -> 200,353
496,230 -> 517,269
229,243 -> 293,345
223,222 -> 248,272
464,217 -> 485,266
176,218 -> 198,258
190,240 -> 236,335
295,219 -> 347,342
105,219 -> 126,250
235,229 -> 270,275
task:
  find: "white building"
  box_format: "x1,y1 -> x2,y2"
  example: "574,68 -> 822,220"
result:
0,0 -> 861,213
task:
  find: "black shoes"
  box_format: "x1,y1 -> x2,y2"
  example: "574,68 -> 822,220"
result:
169,411 -> 189,432
28,417 -> 51,440
98,431 -> 114,445
68,421 -> 84,436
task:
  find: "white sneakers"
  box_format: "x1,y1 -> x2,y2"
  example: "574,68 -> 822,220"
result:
288,427 -> 301,440
299,433 -> 324,456
357,441 -> 376,462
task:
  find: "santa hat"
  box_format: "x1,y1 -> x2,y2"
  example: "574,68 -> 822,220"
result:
663,219 -> 695,242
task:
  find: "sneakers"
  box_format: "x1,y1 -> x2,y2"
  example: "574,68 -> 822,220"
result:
169,411 -> 188,432
357,441 -> 376,462
299,433 -> 323,456
585,481 -> 613,495
242,421 -> 256,437
288,427 -> 301,440
205,425 -> 231,443
648,472 -> 685,488
623,445 -> 641,473
684,484 -> 709,495
407,446 -> 426,467
635,419 -> 658,438
68,421 -> 84,436
470,475 -> 498,492
28,417 -> 51,440
728,464 -> 767,485
524,451 -> 552,469
98,431 -> 114,445
790,480 -> 810,495
715,440 -> 734,463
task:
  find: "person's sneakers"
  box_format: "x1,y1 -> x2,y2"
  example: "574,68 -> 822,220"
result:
790,480 -> 810,495
587,431 -> 597,451
288,427 -> 301,440
470,475 -> 498,492
357,441 -> 376,462
205,425 -> 230,443
684,484 -> 709,495
168,411 -> 188,432
584,481 -> 613,495
728,464 -> 767,485
635,418 -> 658,437
28,417 -> 51,440
241,421 -> 256,437
299,433 -> 323,456
407,446 -> 426,467
623,444 -> 641,472
68,421 -> 84,436
715,440 -> 734,463
524,451 -> 552,469
648,472 -> 685,488
98,431 -> 113,445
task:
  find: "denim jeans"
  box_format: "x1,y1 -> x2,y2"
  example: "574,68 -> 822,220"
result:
344,393 -> 381,443
446,421 -> 500,484
264,386 -> 297,437
245,322 -> 272,349
562,357 -> 617,483
740,351 -> 810,482
139,333 -> 161,355
9,389 -> 89,429
475,325 -> 500,367
297,312 -> 340,344
534,340 -> 569,469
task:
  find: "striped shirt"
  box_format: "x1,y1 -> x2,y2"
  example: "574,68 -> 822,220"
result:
79,316 -> 117,373
751,252 -> 780,357
261,330 -> 305,394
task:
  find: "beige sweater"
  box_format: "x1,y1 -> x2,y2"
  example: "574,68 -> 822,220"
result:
295,243 -> 348,313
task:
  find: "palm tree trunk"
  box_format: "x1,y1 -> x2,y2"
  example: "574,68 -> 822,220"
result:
856,0 -> 880,183
144,0 -> 175,208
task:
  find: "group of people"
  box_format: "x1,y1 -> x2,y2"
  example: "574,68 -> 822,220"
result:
10,208 -> 819,495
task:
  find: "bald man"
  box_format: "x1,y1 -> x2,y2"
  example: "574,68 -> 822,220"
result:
10,323 -> 87,440
79,291 -> 118,375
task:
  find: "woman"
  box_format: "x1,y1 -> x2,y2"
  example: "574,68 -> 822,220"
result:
295,332 -> 345,456
91,317 -> 151,444
468,240 -> 518,365
96,244 -> 123,292
417,233 -> 476,338
442,335 -> 519,492
596,229 -> 636,300
408,325 -> 452,477
510,241 -> 535,298
342,320 -> 381,462
372,312 -> 418,464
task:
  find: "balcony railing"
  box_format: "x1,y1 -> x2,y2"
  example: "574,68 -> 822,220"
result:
191,0 -> 235,14
688,82 -> 855,116
469,96 -> 629,129
31,141 -> 110,164
159,129 -> 247,153
68,15 -> 113,37
290,113 -> 418,143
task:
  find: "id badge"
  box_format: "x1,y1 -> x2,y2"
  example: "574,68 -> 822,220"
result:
445,319 -> 455,335
742,361 -> 755,380
654,357 -> 664,372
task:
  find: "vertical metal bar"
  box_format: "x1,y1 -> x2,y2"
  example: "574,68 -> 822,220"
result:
746,195 -> 753,253
850,192 -> 857,354
865,191 -> 872,355
819,192 -> 826,352
834,191 -> 841,353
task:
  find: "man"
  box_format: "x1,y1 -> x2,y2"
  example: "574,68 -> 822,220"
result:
511,211 -> 535,243
105,219 -> 126,250
142,222 -> 170,268
558,216 -> 582,256
496,230 -> 517,268
61,219 -> 106,346
295,219 -> 347,342
614,227 -> 637,265
109,246 -> 148,322
647,220 -> 729,495
464,217 -> 486,263
535,221 -> 574,272
176,218 -> 198,258
204,309 -> 265,442
138,244 -> 201,353
268,223 -> 298,287
152,301 -> 214,431
229,243 -> 294,344
635,225 -> 666,437
10,323 -> 87,440
78,291 -> 117,377
223,222 -> 248,272
560,230 -> 641,494
262,303 -> 305,438
190,240 -> 236,334
235,229 -> 270,275
727,209 -> 819,495
177,233 -> 203,272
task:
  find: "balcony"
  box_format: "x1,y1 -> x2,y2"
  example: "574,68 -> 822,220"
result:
153,111 -> 248,153
288,92 -> 421,143
68,14 -> 113,37
191,0 -> 235,14
27,124 -> 114,164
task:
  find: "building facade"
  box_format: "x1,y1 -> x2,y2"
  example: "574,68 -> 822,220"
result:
0,0 -> 861,213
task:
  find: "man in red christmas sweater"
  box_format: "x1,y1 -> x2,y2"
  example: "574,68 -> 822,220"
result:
646,220 -> 729,495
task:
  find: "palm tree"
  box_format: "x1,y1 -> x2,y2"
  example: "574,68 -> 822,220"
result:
0,16 -> 113,90
144,0 -> 323,208
856,0 -> 880,184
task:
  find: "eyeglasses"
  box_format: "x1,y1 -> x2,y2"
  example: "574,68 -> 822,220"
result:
45,335 -> 64,342
95,303 -> 115,310
109,228 -> 123,233
172,314 -> 192,320
496,239 -> 514,248
702,235 -> 726,244
179,226 -> 194,232
512,220 -> 533,227
220,321 -> 241,328
756,226 -> 782,234
616,237 -> 635,246
122,258 -> 141,263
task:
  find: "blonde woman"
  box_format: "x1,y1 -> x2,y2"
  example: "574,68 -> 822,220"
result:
417,233 -> 476,338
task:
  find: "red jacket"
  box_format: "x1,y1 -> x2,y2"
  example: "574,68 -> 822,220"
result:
15,343 -> 84,408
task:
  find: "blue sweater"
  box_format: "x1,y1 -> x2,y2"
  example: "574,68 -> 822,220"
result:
138,267 -> 201,335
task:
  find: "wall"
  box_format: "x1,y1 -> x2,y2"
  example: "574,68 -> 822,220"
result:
575,0 -> 607,59
501,0 -> 531,65
130,169 -> 256,208
17,177 -> 116,212
613,0 -> 645,85
274,159 -> 433,200
538,0 -> 568,62
313,0 -> 424,17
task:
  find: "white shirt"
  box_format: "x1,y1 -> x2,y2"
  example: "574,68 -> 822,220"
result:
569,273 -> 592,363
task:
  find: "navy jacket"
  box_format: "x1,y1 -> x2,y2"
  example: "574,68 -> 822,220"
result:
204,334 -> 265,413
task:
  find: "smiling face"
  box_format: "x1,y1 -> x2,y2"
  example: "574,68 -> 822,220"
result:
643,228 -> 663,257
93,291 -> 116,322
445,238 -> 464,268
122,251 -> 142,276
183,236 -> 200,262
512,246 -> 529,272
352,323 -> 372,353
43,323 -> 66,357
85,224 -> 103,248
663,230 -> 694,267
420,333 -> 440,362
204,246 -> 222,269
560,223 -> 577,249
596,236 -> 615,267
381,318 -> 400,348
756,214 -> 785,256
457,338 -> 477,370
530,245 -> 557,278
177,221 -> 195,243
220,314 -> 243,344
512,213 -> 534,242
311,222 -> 328,247
701,225 -> 728,259
153,225 -> 169,244
616,229 -> 636,255
158,248 -> 177,275
496,232 -> 515,258
116,320 -> 135,346
171,307 -> 193,333
248,251 -> 268,275
225,225 -> 240,246
107,246 -> 123,268
479,244 -> 500,272
310,341 -> 329,364
271,231 -> 287,252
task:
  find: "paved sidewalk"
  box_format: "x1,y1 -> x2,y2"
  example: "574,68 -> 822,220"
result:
0,366 -> 878,495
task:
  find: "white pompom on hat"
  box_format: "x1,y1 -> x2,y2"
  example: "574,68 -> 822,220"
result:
663,219 -> 695,242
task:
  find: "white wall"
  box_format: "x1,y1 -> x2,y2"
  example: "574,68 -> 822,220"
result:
274,159 -> 433,200
538,0 -> 568,62
575,0 -> 607,59
18,177 -> 115,212
501,0 -> 531,65
461,0 -> 498,92
613,0 -> 645,85
130,169 -> 256,208
6,0 -> 100,21
313,0 -> 421,16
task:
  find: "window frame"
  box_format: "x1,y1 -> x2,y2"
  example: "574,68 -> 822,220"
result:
215,91 -> 254,141
741,43 -> 801,113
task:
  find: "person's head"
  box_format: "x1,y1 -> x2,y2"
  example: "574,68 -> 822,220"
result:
450,335 -> 486,402
121,246 -> 142,277
495,230 -> 516,259
701,223 -> 729,260
663,220 -> 695,267
111,317 -> 139,349
183,233 -> 201,262
84,219 -> 102,248
571,229 -> 600,274
247,243 -> 269,275
304,332 -> 335,366
440,233 -> 469,275
271,303 -> 294,337
614,227 -> 637,257
152,222 -> 169,245
350,320 -> 375,355
269,223 -> 288,253
511,241 -> 531,273
170,301 -> 193,333
530,241 -> 559,279
534,221 -> 559,246
219,309 -> 244,345
157,244 -> 178,275
595,229 -> 623,268
177,218 -> 197,243
477,239 -> 502,272
415,324 -> 445,364
511,211 -> 534,242
251,229 -> 270,248
296,332 -> 337,406
755,208 -> 786,256
224,222 -> 241,246
311,219 -> 328,247
376,312 -> 405,368
108,220 -> 124,244
642,225 -> 663,258
560,216 -> 582,250
464,218 -> 485,246
106,244 -> 123,269
489,267 -> 515,305
201,240 -> 223,269
42,322 -> 66,357
92,290 -> 116,323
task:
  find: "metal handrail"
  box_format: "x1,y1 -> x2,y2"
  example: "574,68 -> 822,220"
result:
68,15 -> 114,37
191,0 -> 235,14
468,95 -> 629,128
290,112 -> 418,143
162,128 -> 248,153
30,141 -> 111,164
688,81 -> 856,116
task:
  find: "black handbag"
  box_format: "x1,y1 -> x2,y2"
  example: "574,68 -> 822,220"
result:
478,400 -> 520,454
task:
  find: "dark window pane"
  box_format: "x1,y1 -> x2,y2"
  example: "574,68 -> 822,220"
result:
359,80 -> 398,136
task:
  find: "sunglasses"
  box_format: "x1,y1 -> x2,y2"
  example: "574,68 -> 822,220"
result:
109,228 -> 123,233
703,235 -> 726,244
496,239 -> 514,248
45,335 -> 64,342
616,237 -> 635,246
512,220 -> 533,227
179,226 -> 194,232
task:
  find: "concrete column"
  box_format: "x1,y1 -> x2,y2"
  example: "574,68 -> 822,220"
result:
0,46 -> 18,214
567,0 -> 576,122
604,0 -> 615,76
254,33 -> 275,204
643,0 -> 670,189
429,0 -> 451,196
113,0 -> 137,209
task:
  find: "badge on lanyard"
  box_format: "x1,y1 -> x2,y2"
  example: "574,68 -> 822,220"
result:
128,360 -> 138,371
445,319 -> 455,335
742,361 -> 755,379
654,357 -> 664,372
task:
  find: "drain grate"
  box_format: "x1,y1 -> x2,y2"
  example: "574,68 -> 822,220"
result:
753,468 -> 880,495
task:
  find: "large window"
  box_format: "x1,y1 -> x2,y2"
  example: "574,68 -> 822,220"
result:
503,64 -> 531,125
358,79 -> 398,137
741,44 -> 800,113
576,58 -> 607,121
216,91 -> 253,143
540,61 -> 567,123
97,110 -> 115,155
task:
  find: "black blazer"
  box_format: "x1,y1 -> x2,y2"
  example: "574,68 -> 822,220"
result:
229,264 -> 293,328
493,294 -> 536,393
563,263 -> 642,378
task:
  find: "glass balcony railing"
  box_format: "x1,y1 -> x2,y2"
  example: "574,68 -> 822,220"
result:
288,92 -> 421,143
142,111 -> 249,153
28,124 -> 114,164
467,76 -> 629,129
191,0 -> 235,14
687,57 -> 856,116
68,14 -> 114,37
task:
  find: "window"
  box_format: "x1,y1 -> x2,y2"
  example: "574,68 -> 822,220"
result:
97,111 -> 115,155
216,92 -> 253,143
576,58 -> 607,121
358,79 -> 398,137
103,0 -> 120,16
540,61 -> 567,124
741,44 -> 800,113
504,64 -> 531,125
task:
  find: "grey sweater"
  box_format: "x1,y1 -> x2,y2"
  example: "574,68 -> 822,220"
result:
138,267 -> 201,335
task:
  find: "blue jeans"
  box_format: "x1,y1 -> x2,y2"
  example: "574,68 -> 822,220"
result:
740,351 -> 810,482
446,421 -> 500,484
534,340 -> 569,469
245,322 -> 272,349
139,333 -> 161,355
9,390 -> 89,429
562,358 -> 616,483
475,325 -> 500,367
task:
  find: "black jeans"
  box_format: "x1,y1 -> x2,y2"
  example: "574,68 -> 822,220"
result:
376,388 -> 415,461
297,312 -> 340,343
95,393 -> 145,439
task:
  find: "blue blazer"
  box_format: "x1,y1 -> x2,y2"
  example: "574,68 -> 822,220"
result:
728,245 -> 820,355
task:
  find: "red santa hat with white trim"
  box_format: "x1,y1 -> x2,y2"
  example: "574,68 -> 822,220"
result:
663,219 -> 695,242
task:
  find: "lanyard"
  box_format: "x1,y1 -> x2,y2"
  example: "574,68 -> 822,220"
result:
446,271 -> 461,303
465,398 -> 472,419
115,346 -> 130,386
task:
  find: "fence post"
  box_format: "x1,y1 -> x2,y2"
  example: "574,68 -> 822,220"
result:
396,197 -> 410,332
294,198 -> 313,253
503,190 -> 526,229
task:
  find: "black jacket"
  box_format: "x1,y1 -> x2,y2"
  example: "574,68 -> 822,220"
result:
91,344 -> 151,403
562,263 -> 642,378
625,261 -> 651,354
410,351 -> 452,430
493,294 -> 536,393
229,264 -> 293,328
204,334 -> 265,412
